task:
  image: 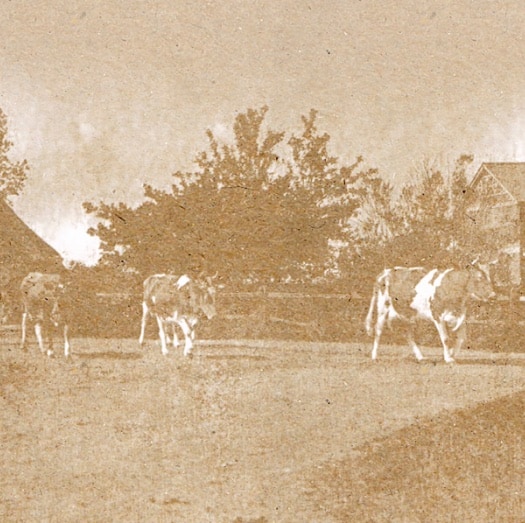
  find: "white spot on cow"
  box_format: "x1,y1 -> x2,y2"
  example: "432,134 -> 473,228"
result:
176,274 -> 190,289
411,269 -> 452,320
443,311 -> 465,332
411,269 -> 438,319
433,269 -> 452,288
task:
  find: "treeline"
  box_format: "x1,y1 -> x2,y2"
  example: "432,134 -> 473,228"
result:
0,105 -> 491,296
83,107 -> 488,293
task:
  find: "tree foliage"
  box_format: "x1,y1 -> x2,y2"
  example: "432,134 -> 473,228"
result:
86,107 -> 372,285
341,155 -> 479,288
0,108 -> 28,200
86,105 -> 486,293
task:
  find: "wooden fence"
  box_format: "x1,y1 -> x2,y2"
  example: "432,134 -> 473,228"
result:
4,290 -> 523,351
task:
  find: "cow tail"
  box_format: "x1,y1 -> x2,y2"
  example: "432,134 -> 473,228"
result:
365,283 -> 378,337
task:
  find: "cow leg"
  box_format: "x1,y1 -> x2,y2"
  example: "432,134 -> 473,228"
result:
189,318 -> 197,341
162,323 -> 178,347
371,310 -> 388,360
407,326 -> 424,361
63,324 -> 70,358
46,324 -> 55,357
433,321 -> 454,363
171,324 -> 179,348
155,315 -> 169,356
139,302 -> 148,347
34,323 -> 46,355
178,318 -> 194,356
20,312 -> 28,350
451,321 -> 466,359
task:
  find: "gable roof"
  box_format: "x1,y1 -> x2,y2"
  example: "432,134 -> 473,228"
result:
471,163 -> 525,202
0,199 -> 64,287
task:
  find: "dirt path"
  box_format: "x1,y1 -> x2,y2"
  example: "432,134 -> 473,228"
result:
1,339 -> 523,522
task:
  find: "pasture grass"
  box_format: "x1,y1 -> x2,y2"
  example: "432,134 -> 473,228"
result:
1,338 -> 523,522
310,390 -> 525,522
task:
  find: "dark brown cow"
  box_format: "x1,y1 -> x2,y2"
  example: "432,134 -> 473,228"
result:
365,264 -> 495,363
20,272 -> 70,357
138,273 -> 216,356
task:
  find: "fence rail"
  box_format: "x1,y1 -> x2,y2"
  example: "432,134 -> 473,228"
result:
3,290 -> 523,352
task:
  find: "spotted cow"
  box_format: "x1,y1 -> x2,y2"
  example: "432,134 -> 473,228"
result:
20,272 -> 70,357
138,273 -> 217,356
365,264 -> 495,363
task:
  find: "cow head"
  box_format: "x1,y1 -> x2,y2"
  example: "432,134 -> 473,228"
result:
467,260 -> 496,301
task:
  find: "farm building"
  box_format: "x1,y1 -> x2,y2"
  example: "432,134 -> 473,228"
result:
467,162 -> 525,295
0,198 -> 64,307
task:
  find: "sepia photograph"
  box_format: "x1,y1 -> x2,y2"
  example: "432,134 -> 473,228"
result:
0,1 -> 524,521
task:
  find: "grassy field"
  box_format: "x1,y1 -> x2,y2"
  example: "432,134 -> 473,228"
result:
0,336 -> 523,522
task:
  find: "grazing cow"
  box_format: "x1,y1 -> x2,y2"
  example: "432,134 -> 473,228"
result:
365,264 -> 495,363
20,272 -> 70,357
138,273 -> 217,356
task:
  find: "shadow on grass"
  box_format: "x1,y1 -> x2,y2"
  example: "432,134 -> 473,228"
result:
307,390 -> 525,522
204,354 -> 269,361
457,357 -> 525,367
76,352 -> 143,360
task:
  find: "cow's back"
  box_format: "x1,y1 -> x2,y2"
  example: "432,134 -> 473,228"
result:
431,267 -> 494,318
144,275 -> 189,316
385,267 -> 427,319
430,270 -> 469,315
144,274 -> 168,301
20,273 -> 63,321
21,273 -> 61,303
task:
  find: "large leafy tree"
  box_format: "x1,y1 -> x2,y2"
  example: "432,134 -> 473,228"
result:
388,155 -> 473,267
86,107 -> 371,286
0,108 -> 28,200
341,155 -> 478,288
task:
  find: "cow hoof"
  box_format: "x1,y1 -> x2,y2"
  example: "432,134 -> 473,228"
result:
184,352 -> 194,359
445,358 -> 455,364
46,350 -> 54,358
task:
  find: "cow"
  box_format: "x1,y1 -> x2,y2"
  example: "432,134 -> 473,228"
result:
138,273 -> 217,356
20,272 -> 70,358
365,263 -> 495,363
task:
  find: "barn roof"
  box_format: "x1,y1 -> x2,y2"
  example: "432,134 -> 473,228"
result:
0,198 -> 64,287
471,162 -> 525,202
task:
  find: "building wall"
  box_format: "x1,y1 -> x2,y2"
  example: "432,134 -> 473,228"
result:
467,173 -> 521,290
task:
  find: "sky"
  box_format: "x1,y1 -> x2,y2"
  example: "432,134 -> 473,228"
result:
1,1 -> 525,265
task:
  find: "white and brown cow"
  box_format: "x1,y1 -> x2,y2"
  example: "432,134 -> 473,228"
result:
20,272 -> 70,357
138,273 -> 217,356
365,264 -> 495,363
